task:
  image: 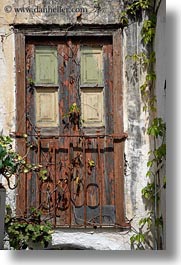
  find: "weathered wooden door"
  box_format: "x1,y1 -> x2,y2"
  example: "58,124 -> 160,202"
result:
16,33 -> 127,228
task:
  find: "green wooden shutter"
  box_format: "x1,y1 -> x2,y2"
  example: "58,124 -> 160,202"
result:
81,47 -> 103,86
35,47 -> 58,85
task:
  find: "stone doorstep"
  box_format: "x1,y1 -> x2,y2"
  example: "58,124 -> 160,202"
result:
51,230 -> 131,250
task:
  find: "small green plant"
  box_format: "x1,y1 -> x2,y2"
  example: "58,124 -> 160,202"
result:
147,118 -> 166,138
144,118 -> 166,204
5,206 -> 53,250
0,135 -> 47,189
126,51 -> 157,113
88,159 -> 95,169
0,134 -> 50,249
27,78 -> 35,93
27,78 -> 35,86
87,159 -> 95,176
130,211 -> 154,250
141,16 -> 157,45
93,0 -> 101,9
120,0 -> 153,27
131,117 -> 166,249
130,233 -> 146,250
62,103 -> 82,131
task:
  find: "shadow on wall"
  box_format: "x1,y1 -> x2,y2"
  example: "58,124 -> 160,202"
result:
47,244 -> 95,250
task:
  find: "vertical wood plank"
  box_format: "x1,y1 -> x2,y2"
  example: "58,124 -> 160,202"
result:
15,32 -> 27,216
103,44 -> 113,135
103,44 -> 115,210
113,29 -> 125,226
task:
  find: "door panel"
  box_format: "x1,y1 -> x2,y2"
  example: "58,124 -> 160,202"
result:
35,88 -> 59,127
80,47 -> 103,85
35,47 -> 58,85
81,88 -> 104,127
21,36 -> 125,228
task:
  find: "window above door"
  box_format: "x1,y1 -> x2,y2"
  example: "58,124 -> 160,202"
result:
33,44 -> 106,130
35,46 -> 58,85
80,47 -> 103,86
34,46 -> 59,128
80,46 -> 104,128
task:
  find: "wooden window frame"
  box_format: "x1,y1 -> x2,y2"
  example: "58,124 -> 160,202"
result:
15,28 -> 127,227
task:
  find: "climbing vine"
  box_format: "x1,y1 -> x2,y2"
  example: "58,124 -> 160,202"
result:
120,0 -> 166,250
62,102 -> 82,131
130,118 -> 166,250
0,135 -> 53,249
0,135 -> 47,189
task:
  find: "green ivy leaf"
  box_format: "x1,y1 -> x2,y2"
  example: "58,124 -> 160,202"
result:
147,161 -> 153,167
0,160 -> 3,169
163,176 -> 166,188
39,169 -> 48,181
23,168 -> 29,173
146,171 -> 152,177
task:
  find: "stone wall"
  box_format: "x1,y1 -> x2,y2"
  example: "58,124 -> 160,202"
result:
122,20 -> 150,228
0,0 -> 165,250
1,0 -> 121,25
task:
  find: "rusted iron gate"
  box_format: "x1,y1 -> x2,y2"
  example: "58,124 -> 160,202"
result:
15,132 -> 127,228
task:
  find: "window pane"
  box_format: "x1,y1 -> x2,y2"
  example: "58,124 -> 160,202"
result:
81,47 -> 103,85
35,47 -> 58,85
81,88 -> 104,127
35,88 -> 59,127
